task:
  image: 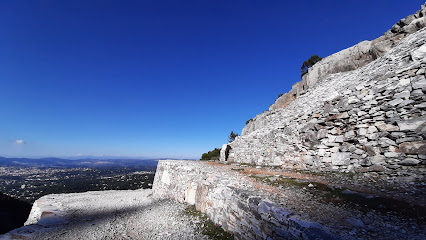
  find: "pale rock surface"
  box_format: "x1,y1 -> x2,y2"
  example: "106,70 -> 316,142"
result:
270,3 -> 426,110
1,189 -> 207,240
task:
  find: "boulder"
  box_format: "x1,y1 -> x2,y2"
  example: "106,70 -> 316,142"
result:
399,141 -> 426,154
398,158 -> 420,166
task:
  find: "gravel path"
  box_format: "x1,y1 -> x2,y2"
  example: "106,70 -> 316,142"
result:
2,189 -> 209,240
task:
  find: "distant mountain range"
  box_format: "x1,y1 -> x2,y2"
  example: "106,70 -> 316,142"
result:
0,156 -> 162,168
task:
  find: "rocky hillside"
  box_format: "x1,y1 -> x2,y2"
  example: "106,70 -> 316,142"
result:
270,4 -> 426,110
221,4 -> 426,189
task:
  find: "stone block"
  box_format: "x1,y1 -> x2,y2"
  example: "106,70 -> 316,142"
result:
317,129 -> 328,139
331,152 -> 351,166
358,128 -> 368,136
393,90 -> 411,100
412,77 -> 426,89
388,98 -> 403,106
398,158 -> 420,166
399,141 -> 426,154
376,124 -> 399,132
397,115 -> 426,131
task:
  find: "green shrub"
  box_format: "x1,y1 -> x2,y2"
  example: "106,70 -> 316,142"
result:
301,55 -> 322,77
228,131 -> 239,143
201,148 -> 221,160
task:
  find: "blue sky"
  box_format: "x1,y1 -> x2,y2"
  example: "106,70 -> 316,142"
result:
0,1 -> 423,159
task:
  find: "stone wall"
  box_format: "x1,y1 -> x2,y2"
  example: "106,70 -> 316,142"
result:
223,20 -> 426,182
152,160 -> 337,240
270,4 -> 426,110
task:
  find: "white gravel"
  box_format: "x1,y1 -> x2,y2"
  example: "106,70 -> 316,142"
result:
2,189 -> 209,240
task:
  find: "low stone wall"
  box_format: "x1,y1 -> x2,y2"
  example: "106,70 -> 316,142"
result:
223,26 -> 426,182
152,160 -> 337,240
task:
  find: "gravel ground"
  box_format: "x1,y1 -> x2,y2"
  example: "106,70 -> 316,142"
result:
2,189 -> 209,240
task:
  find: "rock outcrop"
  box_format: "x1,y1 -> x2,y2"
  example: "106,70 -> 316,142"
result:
270,4 -> 426,110
153,161 -> 338,240
222,4 -> 426,187
1,189 -> 209,240
153,160 -> 426,239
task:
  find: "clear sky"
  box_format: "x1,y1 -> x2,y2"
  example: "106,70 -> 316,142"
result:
0,1 -> 423,159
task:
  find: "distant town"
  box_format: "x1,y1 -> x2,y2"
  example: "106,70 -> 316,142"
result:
0,157 -> 158,203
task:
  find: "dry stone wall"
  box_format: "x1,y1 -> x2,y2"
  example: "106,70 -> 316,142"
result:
153,160 -> 337,240
222,21 -> 426,182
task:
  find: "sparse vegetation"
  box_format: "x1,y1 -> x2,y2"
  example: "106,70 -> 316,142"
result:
248,175 -> 426,223
184,205 -> 234,240
227,131 -> 239,143
301,55 -> 322,77
201,148 -> 221,161
245,118 -> 253,125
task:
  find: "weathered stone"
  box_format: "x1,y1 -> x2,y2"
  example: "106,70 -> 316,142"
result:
358,111 -> 367,117
360,158 -> 373,167
389,146 -> 399,152
376,124 -> 400,132
384,152 -> 401,158
398,158 -> 420,166
397,99 -> 415,107
368,164 -> 386,172
414,102 -> 426,109
397,115 -> 426,131
397,78 -> 411,87
367,126 -> 378,134
354,149 -> 365,155
344,130 -> 356,140
387,164 -> 400,169
365,146 -> 381,156
381,138 -> 399,148
393,90 -> 410,100
371,155 -> 386,164
316,129 -> 327,139
399,141 -> 426,154
396,137 -> 423,144
338,112 -> 349,119
412,77 -> 426,89
411,44 -> 426,61
335,135 -> 344,143
411,89 -> 424,97
388,98 -> 403,106
358,128 -> 368,136
330,147 -> 340,153
331,153 -> 351,166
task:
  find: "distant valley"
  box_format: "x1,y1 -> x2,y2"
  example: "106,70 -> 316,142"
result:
0,156 -> 160,234
0,156 -> 159,168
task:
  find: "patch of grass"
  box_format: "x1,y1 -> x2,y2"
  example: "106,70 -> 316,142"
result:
231,168 -> 244,172
240,163 -> 257,167
184,205 -> 234,240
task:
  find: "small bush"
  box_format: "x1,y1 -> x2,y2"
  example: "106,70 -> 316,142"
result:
301,55 -> 322,77
228,131 -> 239,143
201,148 -> 221,160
